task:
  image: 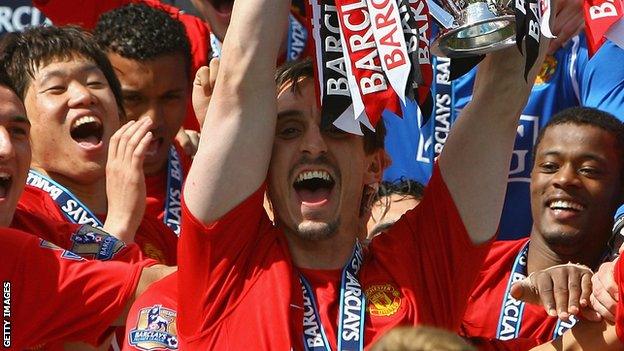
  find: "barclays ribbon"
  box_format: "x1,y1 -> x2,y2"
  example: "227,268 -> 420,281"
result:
26,169 -> 103,228
496,242 -> 577,341
164,146 -> 183,236
300,241 -> 366,351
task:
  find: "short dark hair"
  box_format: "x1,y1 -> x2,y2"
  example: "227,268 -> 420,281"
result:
275,58 -> 386,154
533,106 -> 624,180
378,177 -> 425,200
0,26 -> 124,114
95,3 -> 192,77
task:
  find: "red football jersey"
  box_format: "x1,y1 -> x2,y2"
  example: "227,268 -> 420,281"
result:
461,239 -> 575,349
123,272 -> 179,351
0,227 -> 153,350
145,140 -> 191,234
177,164 -> 492,349
18,185 -> 178,265
11,207 -> 144,263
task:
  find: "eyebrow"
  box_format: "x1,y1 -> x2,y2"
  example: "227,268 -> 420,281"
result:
12,115 -> 30,126
39,64 -> 102,82
277,109 -> 304,121
540,150 -> 608,163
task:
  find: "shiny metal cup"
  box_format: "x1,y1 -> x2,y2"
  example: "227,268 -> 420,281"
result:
429,0 -> 516,58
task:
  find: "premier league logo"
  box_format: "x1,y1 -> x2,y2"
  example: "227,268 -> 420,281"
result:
70,225 -> 125,261
129,305 -> 179,350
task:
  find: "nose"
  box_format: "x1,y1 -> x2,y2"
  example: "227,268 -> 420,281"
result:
139,102 -> 164,130
299,123 -> 327,157
67,83 -> 97,107
552,164 -> 581,189
0,128 -> 15,161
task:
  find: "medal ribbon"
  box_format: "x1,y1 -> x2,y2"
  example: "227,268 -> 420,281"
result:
26,169 -> 103,228
164,146 -> 183,235
301,241 -> 366,351
496,242 -> 577,341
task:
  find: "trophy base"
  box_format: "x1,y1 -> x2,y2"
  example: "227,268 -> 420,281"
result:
431,15 -> 516,58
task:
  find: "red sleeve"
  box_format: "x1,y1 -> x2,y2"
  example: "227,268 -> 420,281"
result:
616,257 -> 624,342
370,162 -> 493,330
177,185 -> 272,340
123,273 -> 178,351
12,209 -> 146,263
0,228 -> 152,349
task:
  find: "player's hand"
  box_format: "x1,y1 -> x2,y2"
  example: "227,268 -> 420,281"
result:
511,263 -> 593,321
175,128 -> 200,158
104,117 -> 153,243
548,0 -> 583,54
192,58 -> 219,129
590,258 -> 619,323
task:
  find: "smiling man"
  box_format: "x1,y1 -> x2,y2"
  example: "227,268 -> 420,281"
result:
1,26 -> 178,265
461,107 -> 624,348
94,4 -> 193,235
173,0 -> 551,349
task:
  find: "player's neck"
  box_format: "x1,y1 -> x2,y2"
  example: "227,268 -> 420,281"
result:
34,167 -> 108,215
527,233 -> 603,274
286,230 -> 359,270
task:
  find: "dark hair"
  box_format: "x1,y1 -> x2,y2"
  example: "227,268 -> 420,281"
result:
378,177 -> 425,200
275,58 -> 386,154
0,26 -> 124,114
95,3 -> 192,77
533,107 -> 624,180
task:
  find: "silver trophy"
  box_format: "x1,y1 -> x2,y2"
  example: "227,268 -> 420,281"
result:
429,0 -> 516,58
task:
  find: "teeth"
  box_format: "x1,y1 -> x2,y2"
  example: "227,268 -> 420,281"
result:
549,200 -> 583,211
0,172 -> 11,181
295,170 -> 332,183
73,116 -> 101,129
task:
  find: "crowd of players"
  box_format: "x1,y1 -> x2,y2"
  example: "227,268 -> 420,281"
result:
2,0 -> 624,350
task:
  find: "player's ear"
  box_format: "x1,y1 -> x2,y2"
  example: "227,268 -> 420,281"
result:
364,148 -> 386,185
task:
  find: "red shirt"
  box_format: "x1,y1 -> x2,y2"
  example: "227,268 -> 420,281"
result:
461,239 -> 576,350
18,185 -> 178,265
177,164 -> 492,349
0,227 -> 152,350
11,207 -> 144,263
123,272 -> 179,351
145,141 -> 191,235
32,0 -> 210,131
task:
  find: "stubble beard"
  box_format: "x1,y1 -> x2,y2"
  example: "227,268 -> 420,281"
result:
295,218 -> 341,241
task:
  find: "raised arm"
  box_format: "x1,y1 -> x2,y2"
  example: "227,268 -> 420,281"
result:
184,0 -> 290,223
438,39 -> 550,244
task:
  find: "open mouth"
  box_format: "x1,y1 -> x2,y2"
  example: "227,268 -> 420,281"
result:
293,170 -> 335,205
208,0 -> 234,15
70,116 -> 103,147
0,172 -> 12,199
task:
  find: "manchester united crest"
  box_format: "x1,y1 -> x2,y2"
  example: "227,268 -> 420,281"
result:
365,284 -> 402,317
128,305 -> 178,350
535,55 -> 558,85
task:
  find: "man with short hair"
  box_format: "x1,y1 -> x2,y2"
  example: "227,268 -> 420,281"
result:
1,25 -> 178,265
461,107 -> 624,348
175,0 -> 550,349
94,4 -> 194,234
0,63 -> 172,351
